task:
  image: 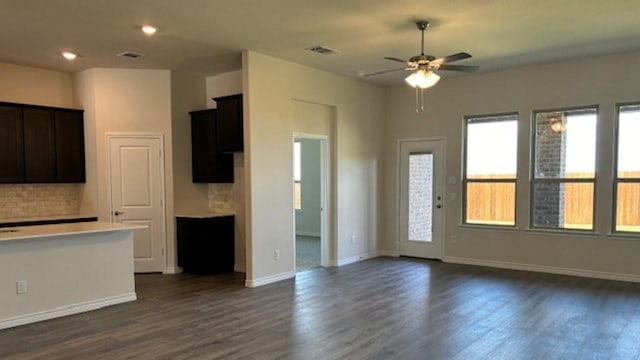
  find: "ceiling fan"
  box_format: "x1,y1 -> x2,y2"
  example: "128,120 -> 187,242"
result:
365,20 -> 479,91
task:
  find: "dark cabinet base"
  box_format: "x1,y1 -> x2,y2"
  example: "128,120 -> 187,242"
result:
177,215 -> 234,274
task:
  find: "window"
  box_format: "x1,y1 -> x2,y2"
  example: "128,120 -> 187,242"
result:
531,107 -> 597,230
614,104 -> 640,233
463,114 -> 518,226
294,141 -> 302,210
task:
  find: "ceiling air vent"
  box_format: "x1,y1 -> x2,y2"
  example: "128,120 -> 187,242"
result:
307,46 -> 339,55
116,51 -> 145,59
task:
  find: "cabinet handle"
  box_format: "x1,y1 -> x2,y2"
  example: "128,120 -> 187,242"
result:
113,211 -> 125,216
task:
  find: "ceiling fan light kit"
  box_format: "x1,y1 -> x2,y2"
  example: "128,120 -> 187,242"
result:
366,20 -> 479,111
405,69 -> 440,89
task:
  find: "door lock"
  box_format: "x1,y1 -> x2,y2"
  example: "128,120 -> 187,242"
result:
436,204 -> 442,209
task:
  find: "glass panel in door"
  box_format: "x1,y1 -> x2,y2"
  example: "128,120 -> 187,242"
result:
408,153 -> 433,242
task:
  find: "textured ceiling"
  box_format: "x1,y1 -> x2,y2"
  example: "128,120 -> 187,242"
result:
1,0 -> 640,85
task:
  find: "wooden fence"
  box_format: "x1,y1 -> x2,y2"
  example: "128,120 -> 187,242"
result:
466,172 -> 640,227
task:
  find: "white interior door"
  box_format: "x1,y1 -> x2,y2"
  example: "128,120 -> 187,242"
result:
109,136 -> 165,273
398,139 -> 445,259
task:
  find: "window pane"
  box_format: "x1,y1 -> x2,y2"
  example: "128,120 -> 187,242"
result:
408,153 -> 432,242
534,109 -> 597,179
294,182 -> 302,210
532,182 -> 593,230
616,182 -> 640,233
466,116 -> 518,179
293,142 -> 301,181
466,182 -> 515,225
617,105 -> 640,178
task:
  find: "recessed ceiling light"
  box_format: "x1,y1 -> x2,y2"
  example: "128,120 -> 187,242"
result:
62,51 -> 77,60
142,25 -> 157,35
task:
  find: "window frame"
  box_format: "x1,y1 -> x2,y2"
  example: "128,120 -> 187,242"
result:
462,112 -> 519,227
529,105 -> 598,232
612,102 -> 640,235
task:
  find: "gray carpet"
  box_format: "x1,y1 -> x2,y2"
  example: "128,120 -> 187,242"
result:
296,235 -> 320,272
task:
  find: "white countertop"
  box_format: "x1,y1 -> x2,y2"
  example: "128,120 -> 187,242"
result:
0,221 -> 144,243
175,211 -> 235,218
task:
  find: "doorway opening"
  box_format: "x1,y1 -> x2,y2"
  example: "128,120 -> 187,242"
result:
293,136 -> 328,272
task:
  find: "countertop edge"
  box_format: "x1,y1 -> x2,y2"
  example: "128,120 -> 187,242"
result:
0,222 -> 145,243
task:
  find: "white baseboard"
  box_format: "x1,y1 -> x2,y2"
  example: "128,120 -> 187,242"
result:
379,250 -> 399,257
336,251 -> 381,266
0,293 -> 137,330
444,256 -> 640,283
234,264 -> 246,273
164,266 -> 183,274
245,271 -> 295,288
295,231 -> 321,237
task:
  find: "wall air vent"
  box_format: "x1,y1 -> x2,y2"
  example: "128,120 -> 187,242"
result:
307,46 -> 340,55
116,51 -> 145,59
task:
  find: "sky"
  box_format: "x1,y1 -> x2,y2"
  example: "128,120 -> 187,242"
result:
466,109 -> 640,177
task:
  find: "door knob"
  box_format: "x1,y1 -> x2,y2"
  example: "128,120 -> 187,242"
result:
113,211 -> 125,216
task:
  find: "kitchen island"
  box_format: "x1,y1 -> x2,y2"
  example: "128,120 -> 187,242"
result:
0,221 -> 141,329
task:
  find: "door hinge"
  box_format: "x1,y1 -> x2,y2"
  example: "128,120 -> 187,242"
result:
161,248 -> 165,256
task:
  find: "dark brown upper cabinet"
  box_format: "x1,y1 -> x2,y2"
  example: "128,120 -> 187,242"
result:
55,111 -> 86,183
23,108 -> 57,182
190,109 -> 234,183
213,94 -> 244,153
0,105 -> 25,183
0,102 -> 85,184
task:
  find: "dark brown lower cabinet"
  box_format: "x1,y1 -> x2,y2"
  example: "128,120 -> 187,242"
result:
177,215 -> 234,274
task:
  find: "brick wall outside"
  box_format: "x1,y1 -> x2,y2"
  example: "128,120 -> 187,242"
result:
408,153 -> 433,242
533,113 -> 567,227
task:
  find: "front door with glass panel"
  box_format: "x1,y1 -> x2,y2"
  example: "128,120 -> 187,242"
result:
398,139 -> 445,259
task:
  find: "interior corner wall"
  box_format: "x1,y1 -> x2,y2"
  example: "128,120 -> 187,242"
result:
383,50 -> 640,279
243,50 -> 385,284
170,70 -> 210,270
206,69 -> 246,272
0,62 -> 74,108
73,68 -> 175,271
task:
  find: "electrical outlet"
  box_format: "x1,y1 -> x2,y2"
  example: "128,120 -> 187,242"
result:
274,249 -> 280,260
16,280 -> 27,294
350,235 -> 355,245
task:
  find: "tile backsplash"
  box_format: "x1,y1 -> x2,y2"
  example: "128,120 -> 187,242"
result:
0,184 -> 80,219
208,184 -> 235,212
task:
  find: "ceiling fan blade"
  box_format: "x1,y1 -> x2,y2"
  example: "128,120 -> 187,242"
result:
437,64 -> 479,72
384,56 -> 410,64
364,68 -> 413,77
432,52 -> 472,65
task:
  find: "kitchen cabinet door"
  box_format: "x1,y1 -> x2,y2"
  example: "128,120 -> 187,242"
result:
0,105 -> 24,183
55,110 -> 86,183
23,108 -> 56,183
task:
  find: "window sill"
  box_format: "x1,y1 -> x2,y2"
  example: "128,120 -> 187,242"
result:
524,227 -> 599,239
606,232 -> 640,241
457,224 -> 519,232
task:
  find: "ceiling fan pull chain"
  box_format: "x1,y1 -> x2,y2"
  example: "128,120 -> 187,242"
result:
415,87 -> 419,113
421,87 -> 425,111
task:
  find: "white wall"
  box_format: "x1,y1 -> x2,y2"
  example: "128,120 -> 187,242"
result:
243,51 -> 385,286
383,50 -> 640,280
0,62 -> 74,108
74,69 -> 176,271
295,138 -> 322,236
206,70 -> 246,271
0,230 -> 135,329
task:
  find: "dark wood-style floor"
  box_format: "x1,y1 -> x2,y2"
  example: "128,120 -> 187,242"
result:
2,257 -> 640,359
